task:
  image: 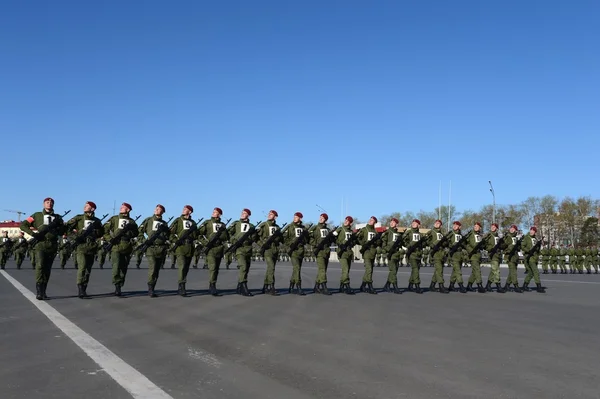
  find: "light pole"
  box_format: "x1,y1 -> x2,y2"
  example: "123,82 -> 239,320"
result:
489,181 -> 496,225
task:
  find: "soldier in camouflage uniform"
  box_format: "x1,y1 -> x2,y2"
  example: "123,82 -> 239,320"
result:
549,243 -> 558,274
102,202 -> 138,296
197,207 -> 230,296
575,246 -> 584,274
521,226 -> 545,293
584,246 -> 593,274
403,219 -> 426,294
502,224 -> 523,292
0,231 -> 12,269
335,216 -> 356,295
169,205 -> 197,296
448,221 -> 467,293
357,216 -> 381,294
465,222 -> 487,293
58,234 -> 71,269
97,238 -> 107,269
257,210 -> 283,295
12,232 -> 28,269
375,247 -> 383,267
540,245 -> 550,274
224,246 -> 234,269
380,217 -> 403,294
138,204 -> 171,297
427,219 -> 450,293
20,197 -> 67,300
594,247 -> 599,274
227,208 -> 259,296
283,212 -> 310,295
567,245 -> 576,273
134,236 -> 144,269
557,244 -> 567,273
64,201 -> 104,298
483,223 -> 505,293
193,241 -> 202,268
309,213 -> 334,295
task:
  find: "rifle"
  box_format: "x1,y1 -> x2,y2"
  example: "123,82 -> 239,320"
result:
29,210 -> 71,246
170,217 -> 204,252
338,229 -> 359,253
225,220 -> 262,255
430,231 -> 452,253
135,216 -> 174,254
65,213 -> 109,252
386,230 -> 406,258
258,222 -> 288,256
359,230 -> 383,255
287,223 -> 313,256
103,215 -> 141,252
313,225 -> 339,253
405,232 -> 429,259
506,235 -> 525,258
524,236 -> 545,257
448,230 -> 471,256
488,236 -> 504,257
468,232 -> 489,256
202,218 -> 232,255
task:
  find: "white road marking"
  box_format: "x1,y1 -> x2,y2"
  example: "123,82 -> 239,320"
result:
0,270 -> 174,399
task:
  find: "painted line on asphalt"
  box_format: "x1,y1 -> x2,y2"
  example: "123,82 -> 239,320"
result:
0,270 -> 174,399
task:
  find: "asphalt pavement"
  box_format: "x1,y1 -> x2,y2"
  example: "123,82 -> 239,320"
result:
1,258 -> 600,399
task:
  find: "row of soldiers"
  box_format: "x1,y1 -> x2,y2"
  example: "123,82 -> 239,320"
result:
16,196 -> 590,301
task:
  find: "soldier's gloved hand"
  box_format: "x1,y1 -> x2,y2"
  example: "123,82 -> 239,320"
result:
333,231 -> 338,236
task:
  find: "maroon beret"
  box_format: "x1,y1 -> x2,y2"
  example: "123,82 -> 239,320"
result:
214,207 -> 223,216
391,217 -> 399,224
345,216 -> 353,223
294,212 -> 303,219
86,201 -> 97,210
320,213 -> 328,221
269,210 -> 278,217
156,204 -> 165,213
242,208 -> 251,216
510,224 -> 518,230
413,219 -> 421,225
43,197 -> 54,203
475,222 -> 482,228
184,205 -> 194,213
122,202 -> 132,212
435,219 -> 443,224
453,221 -> 461,227
530,226 -> 537,232
491,223 -> 499,228
370,216 -> 378,223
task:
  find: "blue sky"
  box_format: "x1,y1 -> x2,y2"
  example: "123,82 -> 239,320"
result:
2,0 -> 599,224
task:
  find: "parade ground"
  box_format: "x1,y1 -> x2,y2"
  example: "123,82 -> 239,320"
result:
1,259 -> 599,399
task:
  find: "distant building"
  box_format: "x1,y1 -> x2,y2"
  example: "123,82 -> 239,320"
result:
0,221 -> 31,239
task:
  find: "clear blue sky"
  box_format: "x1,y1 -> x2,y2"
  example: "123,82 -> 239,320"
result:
2,0 -> 599,224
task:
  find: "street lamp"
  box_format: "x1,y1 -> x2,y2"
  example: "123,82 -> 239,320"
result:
489,181 -> 496,224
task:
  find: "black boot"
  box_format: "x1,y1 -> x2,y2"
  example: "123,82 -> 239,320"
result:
429,281 -> 436,291
344,283 -> 355,295
114,284 -> 122,297
82,284 -> 88,297
268,284 -> 279,296
587,270 -> 591,274
392,283 -> 402,294
414,284 -> 423,294
578,270 -> 583,274
77,284 -> 85,299
383,282 -> 392,292
41,283 -> 49,300
552,270 -> 557,274
495,283 -> 506,293
448,282 -> 456,292
241,282 -> 254,297
313,282 -> 321,294
458,283 -> 467,293
35,283 -> 43,300
466,282 -> 474,292
178,283 -> 187,296
296,282 -> 306,296
536,283 -> 546,293
261,284 -> 268,294
148,284 -> 157,298
503,282 -> 511,292
209,282 -> 221,296
367,283 -> 378,294
288,282 -> 294,294
171,264 -> 175,269
513,284 -> 523,293
407,283 -> 414,292
99,264 -> 103,269
477,283 -> 487,293
359,282 -> 367,292
485,281 -> 492,292
438,283 -> 449,294
321,283 -> 332,295
521,282 -> 530,292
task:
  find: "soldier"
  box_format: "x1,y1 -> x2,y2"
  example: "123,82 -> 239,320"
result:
483,223 -> 506,293
422,246 -> 431,267
170,251 -> 177,270
58,234 -> 71,269
193,241 -> 202,268
357,216 -> 380,294
0,231 -> 12,269
584,246 -> 593,274
138,204 -> 170,297
283,212 -> 310,295
575,245 -> 584,274
197,207 -> 230,296
134,236 -> 145,269
427,219 -> 450,293
448,221 -> 467,293
64,201 -> 104,298
227,208 -> 259,296
97,238 -> 107,269
594,247 -> 600,274
335,216 -> 356,295
540,245 -> 550,274
20,197 -> 67,300
224,246 -> 234,269
380,217 -> 403,294
103,202 -> 138,296
375,247 -> 383,267
403,219 -> 426,294
310,213 -> 333,295
521,226 -> 545,293
558,244 -> 567,274
169,205 -> 197,296
549,243 -> 558,274
12,232 -> 28,269
257,210 -> 283,295
465,222 -> 487,293
502,224 -> 523,292
567,245 -> 576,274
